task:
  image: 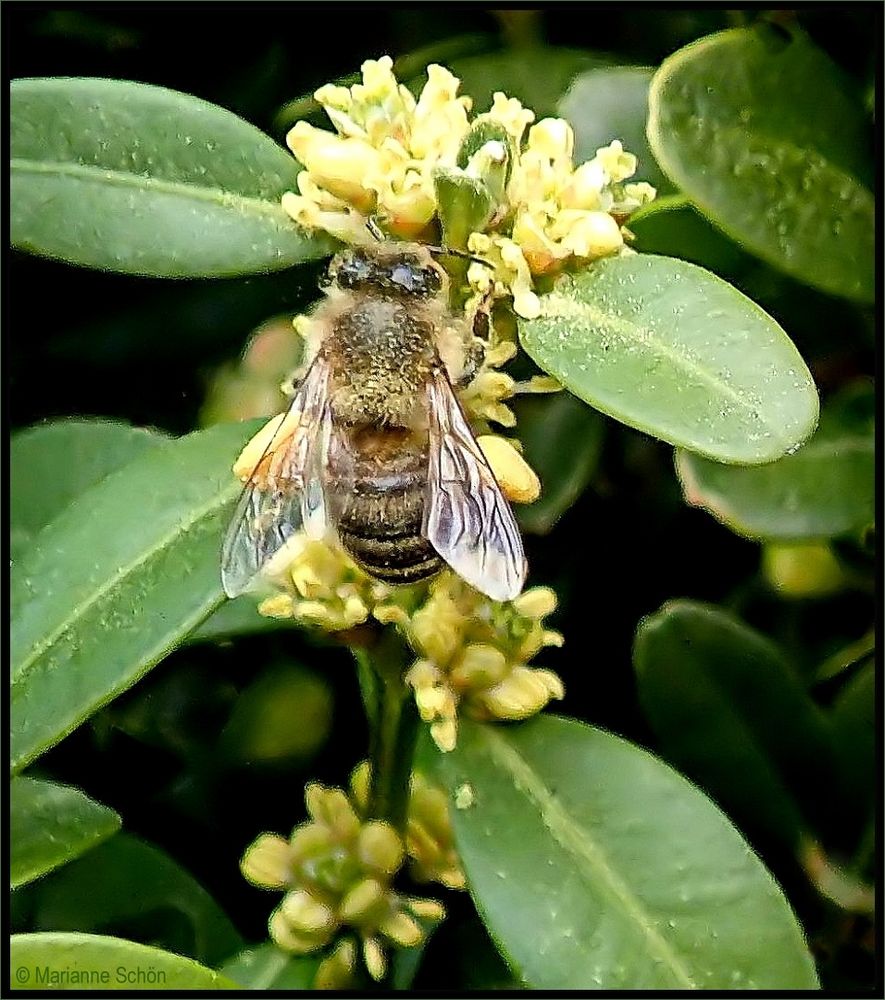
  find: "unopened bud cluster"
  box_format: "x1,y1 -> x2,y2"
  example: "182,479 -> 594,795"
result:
241,770 -> 446,986
383,576 -> 564,751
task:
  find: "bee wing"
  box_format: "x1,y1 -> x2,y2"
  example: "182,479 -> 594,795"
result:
423,367 -> 527,602
221,359 -> 331,598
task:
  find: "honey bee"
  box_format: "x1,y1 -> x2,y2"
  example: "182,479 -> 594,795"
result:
221,241 -> 526,603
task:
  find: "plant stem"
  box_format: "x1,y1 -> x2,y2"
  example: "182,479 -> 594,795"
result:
357,629 -> 420,833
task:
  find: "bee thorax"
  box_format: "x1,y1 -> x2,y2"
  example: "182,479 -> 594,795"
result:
327,299 -> 434,426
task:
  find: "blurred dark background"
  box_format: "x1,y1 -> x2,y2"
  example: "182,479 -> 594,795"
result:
8,5 -> 877,991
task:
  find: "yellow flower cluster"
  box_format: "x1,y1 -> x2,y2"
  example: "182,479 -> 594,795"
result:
379,575 -> 564,751
281,55 -> 656,319
350,762 -> 466,891
241,772 -> 445,986
284,57 -> 472,242
247,532 -> 563,750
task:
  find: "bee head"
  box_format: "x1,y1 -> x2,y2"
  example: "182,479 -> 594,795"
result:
328,247 -> 444,299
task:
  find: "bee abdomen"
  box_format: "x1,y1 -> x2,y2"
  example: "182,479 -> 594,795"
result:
337,477 -> 441,585
340,527 -> 441,584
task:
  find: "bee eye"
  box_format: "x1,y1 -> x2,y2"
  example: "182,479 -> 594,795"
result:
388,262 -> 442,297
335,251 -> 374,289
422,267 -> 442,294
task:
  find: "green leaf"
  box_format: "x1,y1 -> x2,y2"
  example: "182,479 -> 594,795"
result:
431,716 -> 818,989
559,66 -> 672,192
513,392 -> 604,534
675,384 -> 874,539
633,601 -> 847,847
10,933 -> 238,990
444,48 -> 611,117
188,594 -> 296,643
829,662 -> 875,831
220,942 -> 319,990
11,420 -> 168,562
519,254 -> 818,463
647,27 -> 874,303
10,777 -> 120,889
627,196 -> 749,279
11,78 -> 334,277
31,834 -> 243,966
10,419 -> 261,774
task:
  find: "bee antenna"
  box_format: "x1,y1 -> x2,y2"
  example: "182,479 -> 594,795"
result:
366,217 -> 385,242
426,245 -> 493,268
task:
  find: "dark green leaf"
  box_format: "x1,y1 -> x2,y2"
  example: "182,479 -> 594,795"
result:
10,933 -> 238,989
10,777 -> 120,889
220,942 -> 319,990
10,419 -> 261,773
829,662 -> 875,831
627,196 -> 748,279
514,392 -> 604,534
676,385 -> 874,540
11,420 -> 168,562
634,601 -> 849,846
559,66 -> 672,192
188,594 -> 296,643
443,48 -> 611,117
11,78 -> 333,277
519,254 -> 818,463
647,28 -> 873,302
431,716 -> 818,989
31,834 -> 243,966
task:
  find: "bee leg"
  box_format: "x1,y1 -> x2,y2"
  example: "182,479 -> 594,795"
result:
281,364 -> 309,398
454,288 -> 495,388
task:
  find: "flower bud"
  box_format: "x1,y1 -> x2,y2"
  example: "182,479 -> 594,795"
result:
241,834 -> 294,889
512,586 -> 557,620
339,877 -> 387,924
479,665 -> 558,719
379,911 -> 423,948
451,643 -> 508,688
281,889 -> 336,934
363,937 -> 387,982
305,785 -> 362,840
269,906 -> 326,954
477,436 -> 541,503
357,821 -> 405,875
407,897 -> 447,921
286,123 -> 379,210
314,938 -> 357,991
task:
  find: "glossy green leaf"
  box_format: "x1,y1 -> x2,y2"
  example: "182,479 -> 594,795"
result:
830,662 -> 875,830
559,66 -> 672,192
519,254 -> 818,463
188,594 -> 296,643
513,392 -> 604,534
10,78 -> 333,277
11,420 -> 168,562
444,48 -> 610,117
31,834 -> 243,965
220,942 -> 319,990
431,715 -> 818,989
647,28 -> 874,302
10,777 -> 120,889
676,385 -> 874,540
627,196 -> 748,279
633,601 -> 849,847
10,419 -> 261,773
10,933 -> 238,990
